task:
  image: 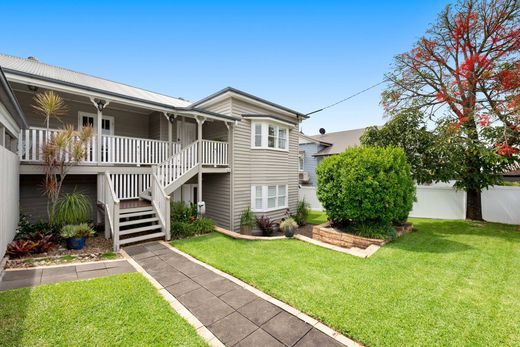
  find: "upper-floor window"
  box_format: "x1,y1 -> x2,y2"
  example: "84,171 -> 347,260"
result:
251,121 -> 288,151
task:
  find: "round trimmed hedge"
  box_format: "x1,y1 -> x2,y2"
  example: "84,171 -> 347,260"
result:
316,146 -> 415,225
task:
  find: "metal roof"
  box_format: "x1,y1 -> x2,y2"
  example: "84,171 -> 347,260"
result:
310,128 -> 368,156
0,66 -> 27,129
0,54 -> 191,108
191,87 -> 306,118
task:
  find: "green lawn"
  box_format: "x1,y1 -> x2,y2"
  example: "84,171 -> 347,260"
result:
0,273 -> 206,347
173,219 -> 520,347
306,210 -> 328,225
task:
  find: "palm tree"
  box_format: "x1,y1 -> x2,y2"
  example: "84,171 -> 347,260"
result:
32,90 -> 68,135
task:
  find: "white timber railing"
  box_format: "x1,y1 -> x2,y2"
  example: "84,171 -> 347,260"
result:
151,171 -> 171,240
19,127 -> 181,165
201,140 -> 228,166
18,127 -> 97,163
103,172 -> 120,251
110,173 -> 151,200
100,135 -> 181,165
156,140 -> 199,188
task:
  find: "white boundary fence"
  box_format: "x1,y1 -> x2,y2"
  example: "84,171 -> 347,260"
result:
0,146 -> 19,259
299,183 -> 520,225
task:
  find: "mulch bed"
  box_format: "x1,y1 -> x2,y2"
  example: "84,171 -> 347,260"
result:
5,234 -> 121,269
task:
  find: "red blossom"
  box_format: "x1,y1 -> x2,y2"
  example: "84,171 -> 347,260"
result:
496,142 -> 519,157
478,114 -> 490,127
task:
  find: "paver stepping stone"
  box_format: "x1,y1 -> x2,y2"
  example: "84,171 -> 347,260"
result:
207,312 -> 257,346
262,311 -> 312,347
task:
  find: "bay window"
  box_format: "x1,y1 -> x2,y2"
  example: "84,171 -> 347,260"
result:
251,121 -> 289,150
251,184 -> 288,212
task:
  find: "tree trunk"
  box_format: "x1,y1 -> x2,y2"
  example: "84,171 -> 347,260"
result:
466,188 -> 483,220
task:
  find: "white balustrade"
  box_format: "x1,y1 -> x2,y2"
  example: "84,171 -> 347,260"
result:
201,140 -> 229,167
104,172 -> 120,251
151,172 -> 171,240
156,141 -> 199,188
109,173 -> 151,200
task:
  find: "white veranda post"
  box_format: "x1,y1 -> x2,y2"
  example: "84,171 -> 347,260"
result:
196,116 -> 205,206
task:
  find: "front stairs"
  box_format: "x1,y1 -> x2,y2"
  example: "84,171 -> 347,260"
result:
117,202 -> 165,246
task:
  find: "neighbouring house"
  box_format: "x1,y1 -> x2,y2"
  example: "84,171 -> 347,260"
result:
0,54 -> 305,251
298,127 -> 367,186
0,66 -> 27,258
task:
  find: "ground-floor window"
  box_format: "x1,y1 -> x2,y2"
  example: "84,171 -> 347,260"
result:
251,184 -> 288,212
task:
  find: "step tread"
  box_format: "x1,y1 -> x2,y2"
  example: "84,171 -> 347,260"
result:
119,211 -> 155,218
119,217 -> 159,227
119,224 -> 162,236
119,232 -> 166,245
120,206 -> 153,214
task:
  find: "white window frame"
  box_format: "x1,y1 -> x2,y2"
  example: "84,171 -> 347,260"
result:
250,121 -> 289,151
251,184 -> 288,212
298,153 -> 304,172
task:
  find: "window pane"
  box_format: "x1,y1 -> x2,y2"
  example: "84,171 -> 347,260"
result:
268,197 -> 276,208
268,125 -> 275,148
278,185 -> 286,196
254,124 -> 262,147
268,186 -> 276,197
278,196 -> 286,207
255,198 -> 263,210
255,186 -> 262,197
299,158 -> 304,170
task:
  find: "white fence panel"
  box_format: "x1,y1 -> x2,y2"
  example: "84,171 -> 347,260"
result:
482,186 -> 520,225
0,146 -> 19,259
299,182 -> 520,225
299,186 -> 323,211
410,182 -> 466,220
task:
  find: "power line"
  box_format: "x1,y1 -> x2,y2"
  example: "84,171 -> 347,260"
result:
304,79 -> 387,117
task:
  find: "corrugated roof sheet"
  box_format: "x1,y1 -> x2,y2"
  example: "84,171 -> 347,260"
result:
310,127 -> 367,156
0,54 -> 191,108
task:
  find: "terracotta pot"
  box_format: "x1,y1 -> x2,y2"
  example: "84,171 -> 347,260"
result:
240,225 -> 252,235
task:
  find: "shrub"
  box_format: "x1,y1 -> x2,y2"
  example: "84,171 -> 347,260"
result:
7,233 -> 55,257
316,146 -> 416,228
294,199 -> 310,226
170,201 -> 197,223
15,215 -> 60,240
256,215 -> 274,236
53,192 -> 91,226
240,207 -> 255,229
280,217 -> 298,232
170,201 -> 215,239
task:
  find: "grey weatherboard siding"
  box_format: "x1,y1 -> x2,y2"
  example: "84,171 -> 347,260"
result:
204,98 -> 299,232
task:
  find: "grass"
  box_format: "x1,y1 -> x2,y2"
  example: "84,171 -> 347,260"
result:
101,251 -> 117,260
173,219 -> 520,347
306,210 -> 328,225
0,273 -> 206,347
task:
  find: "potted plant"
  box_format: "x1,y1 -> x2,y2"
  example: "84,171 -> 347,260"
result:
280,217 -> 298,238
240,207 -> 255,235
60,223 -> 95,250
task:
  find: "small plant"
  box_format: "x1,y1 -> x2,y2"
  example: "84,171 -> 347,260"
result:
256,215 -> 274,236
7,240 -> 38,257
60,223 -> 94,250
53,191 -> 91,226
240,207 -> 255,234
294,199 -> 310,226
31,233 -> 55,253
280,217 -> 298,238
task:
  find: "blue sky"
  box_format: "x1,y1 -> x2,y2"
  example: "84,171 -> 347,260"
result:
1,0 -> 451,134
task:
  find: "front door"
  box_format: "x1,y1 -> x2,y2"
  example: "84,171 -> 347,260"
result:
177,119 -> 197,148
78,112 -> 114,161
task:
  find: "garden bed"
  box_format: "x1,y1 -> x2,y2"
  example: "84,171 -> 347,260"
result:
312,222 -> 413,249
5,234 -> 120,269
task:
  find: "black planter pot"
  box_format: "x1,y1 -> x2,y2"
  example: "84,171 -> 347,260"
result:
284,228 -> 295,238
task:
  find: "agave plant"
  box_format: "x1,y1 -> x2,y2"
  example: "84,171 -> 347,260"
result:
32,90 -> 68,131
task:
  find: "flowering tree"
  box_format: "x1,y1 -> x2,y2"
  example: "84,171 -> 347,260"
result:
382,0 -> 519,220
